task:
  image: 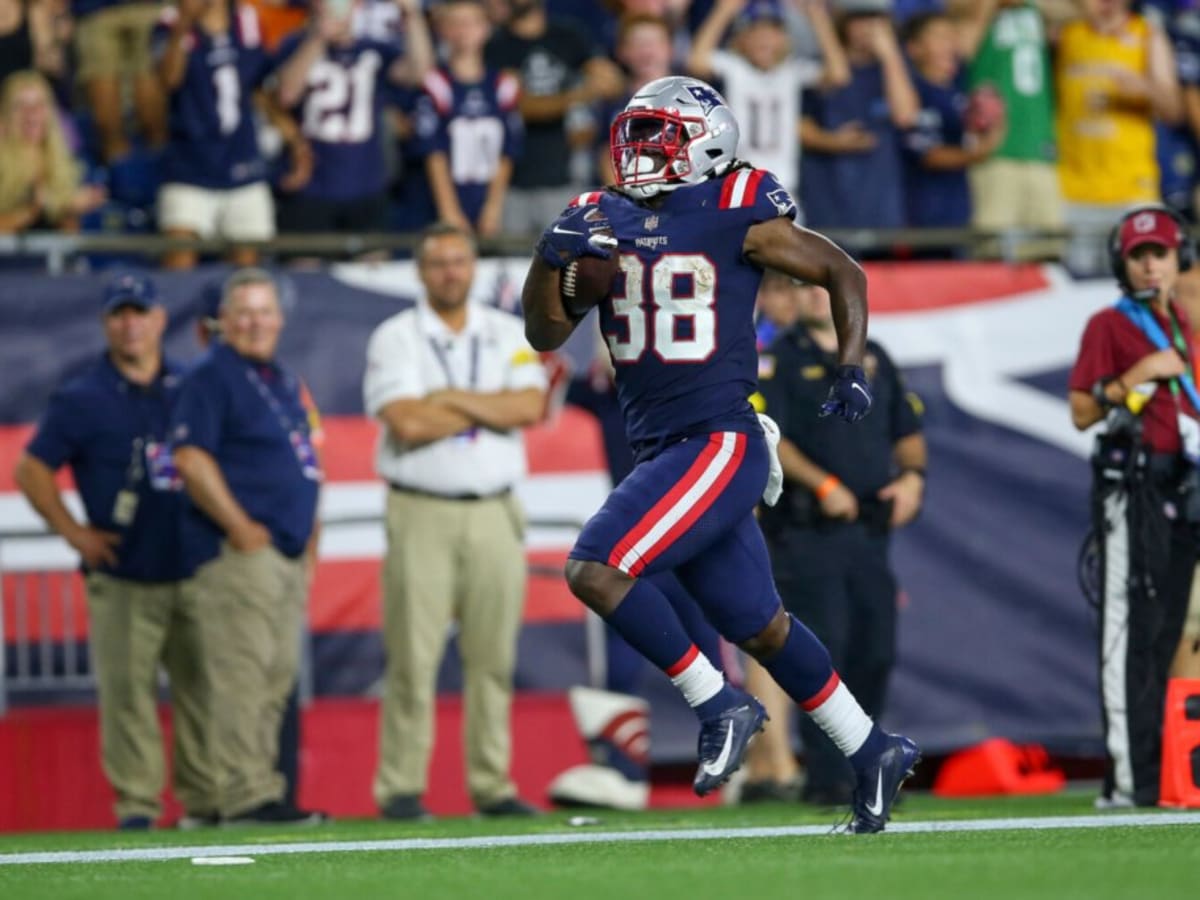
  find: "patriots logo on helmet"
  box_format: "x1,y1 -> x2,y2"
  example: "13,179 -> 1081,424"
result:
767,188 -> 796,217
685,84 -> 723,113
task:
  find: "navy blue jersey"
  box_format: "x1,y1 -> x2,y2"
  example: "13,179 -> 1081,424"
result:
154,5 -> 274,189
276,33 -> 401,201
1149,3 -> 1200,211
25,355 -> 192,582
577,167 -> 797,454
800,64 -> 906,229
903,71 -> 971,228
415,67 -> 523,222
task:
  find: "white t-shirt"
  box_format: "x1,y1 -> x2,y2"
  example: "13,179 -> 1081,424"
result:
710,50 -> 821,197
363,300 -> 547,496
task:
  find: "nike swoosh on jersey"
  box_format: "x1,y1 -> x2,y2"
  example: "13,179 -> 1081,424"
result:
700,722 -> 735,777
865,770 -> 885,816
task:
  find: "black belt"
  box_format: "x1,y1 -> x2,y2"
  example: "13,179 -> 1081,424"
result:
389,482 -> 511,502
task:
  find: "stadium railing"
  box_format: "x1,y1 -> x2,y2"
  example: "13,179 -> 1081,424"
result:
0,226 -> 1117,271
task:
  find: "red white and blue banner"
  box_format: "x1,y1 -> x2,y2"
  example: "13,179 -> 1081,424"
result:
0,261 -> 1112,759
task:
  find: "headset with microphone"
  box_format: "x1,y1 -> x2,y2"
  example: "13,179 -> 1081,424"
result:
1107,204 -> 1195,302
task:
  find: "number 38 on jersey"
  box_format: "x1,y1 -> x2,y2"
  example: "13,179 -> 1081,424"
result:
606,253 -> 718,364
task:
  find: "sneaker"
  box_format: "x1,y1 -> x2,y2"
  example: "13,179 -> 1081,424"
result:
478,796 -> 540,817
380,794 -> 433,821
177,812 -> 220,830
692,694 -> 768,797
846,733 -> 920,834
117,816 -> 153,830
226,801 -> 328,826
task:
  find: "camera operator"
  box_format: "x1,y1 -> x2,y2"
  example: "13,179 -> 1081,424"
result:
1068,205 -> 1200,808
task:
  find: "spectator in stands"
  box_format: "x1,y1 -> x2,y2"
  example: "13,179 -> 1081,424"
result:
597,0 -> 694,60
154,0 -> 301,269
172,268 -> 326,825
1142,0 -> 1200,220
14,273 -> 215,830
0,70 -> 106,233
1055,0 -> 1182,274
363,222 -> 546,820
416,0 -> 522,237
273,0 -> 433,234
73,0 -> 166,163
597,12 -> 675,185
688,0 -> 848,204
484,0 -> 624,235
950,0 -> 1062,257
901,10 -> 1005,240
800,0 -> 918,234
0,0 -> 65,86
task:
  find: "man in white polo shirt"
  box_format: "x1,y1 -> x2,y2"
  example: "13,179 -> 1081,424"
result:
363,222 -> 547,820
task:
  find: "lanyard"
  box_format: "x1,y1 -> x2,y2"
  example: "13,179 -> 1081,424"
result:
1116,296 -> 1200,412
245,363 -> 307,437
427,335 -> 480,390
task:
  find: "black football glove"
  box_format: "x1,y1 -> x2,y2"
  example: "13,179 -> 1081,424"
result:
819,365 -> 872,423
535,205 -> 618,270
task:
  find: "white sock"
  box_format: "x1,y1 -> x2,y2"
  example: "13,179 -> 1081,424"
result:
667,646 -> 725,708
804,676 -> 874,757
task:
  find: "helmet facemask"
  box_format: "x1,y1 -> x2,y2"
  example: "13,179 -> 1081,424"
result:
611,108 -> 706,199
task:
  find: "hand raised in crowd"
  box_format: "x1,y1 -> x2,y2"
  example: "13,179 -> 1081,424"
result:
879,471 -> 924,528
581,59 -> 626,104
818,479 -> 859,521
864,17 -> 901,61
67,524 -> 120,569
228,518 -> 272,553
175,0 -> 209,29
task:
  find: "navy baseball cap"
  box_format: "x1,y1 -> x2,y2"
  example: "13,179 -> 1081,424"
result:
734,0 -> 785,29
103,273 -> 159,314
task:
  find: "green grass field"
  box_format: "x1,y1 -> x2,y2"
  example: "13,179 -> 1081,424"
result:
1,792 -> 1197,900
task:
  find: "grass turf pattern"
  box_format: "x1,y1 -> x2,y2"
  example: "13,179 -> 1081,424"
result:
0,792 -> 1196,900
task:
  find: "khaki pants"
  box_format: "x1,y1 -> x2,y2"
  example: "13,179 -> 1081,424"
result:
373,490 -> 527,809
74,3 -> 161,81
86,573 -> 213,822
186,544 -> 307,817
969,157 -> 1064,260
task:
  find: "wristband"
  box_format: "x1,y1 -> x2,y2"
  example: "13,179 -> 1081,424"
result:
814,474 -> 841,501
901,467 -> 926,481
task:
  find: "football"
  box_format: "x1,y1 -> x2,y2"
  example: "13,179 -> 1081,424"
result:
561,251 -> 619,318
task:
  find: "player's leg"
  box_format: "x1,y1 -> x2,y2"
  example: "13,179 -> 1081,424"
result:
566,434 -> 762,737
676,514 -> 919,832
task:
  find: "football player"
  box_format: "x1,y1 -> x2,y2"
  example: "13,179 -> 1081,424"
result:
522,76 -> 919,833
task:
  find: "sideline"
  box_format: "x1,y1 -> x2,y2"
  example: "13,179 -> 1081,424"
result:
2,811 -> 1198,866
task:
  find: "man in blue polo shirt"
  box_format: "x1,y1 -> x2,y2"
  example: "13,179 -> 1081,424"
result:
13,273 -> 215,830
172,267 -> 325,826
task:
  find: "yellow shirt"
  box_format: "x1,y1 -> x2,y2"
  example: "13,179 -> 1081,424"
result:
1056,16 -> 1159,204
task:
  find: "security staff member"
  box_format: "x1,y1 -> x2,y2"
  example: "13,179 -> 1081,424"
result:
172,268 -> 325,825
754,283 -> 926,806
364,222 -> 546,820
1068,205 -> 1199,808
13,274 -> 214,829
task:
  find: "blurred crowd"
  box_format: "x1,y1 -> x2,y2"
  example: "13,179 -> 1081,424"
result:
1,0 -> 1199,270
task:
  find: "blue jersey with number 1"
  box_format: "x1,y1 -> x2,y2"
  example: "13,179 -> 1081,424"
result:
572,167 -> 797,454
154,5 -> 274,189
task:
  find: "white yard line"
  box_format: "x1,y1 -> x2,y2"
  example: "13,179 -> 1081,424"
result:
1,811 -> 1198,867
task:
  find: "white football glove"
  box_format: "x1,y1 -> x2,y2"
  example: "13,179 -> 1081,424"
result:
758,413 -> 783,507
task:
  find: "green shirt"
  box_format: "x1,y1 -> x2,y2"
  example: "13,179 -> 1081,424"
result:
967,3 -> 1056,163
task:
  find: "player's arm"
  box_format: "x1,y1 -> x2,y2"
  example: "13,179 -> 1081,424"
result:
522,258 -> 578,351
743,218 -> 868,365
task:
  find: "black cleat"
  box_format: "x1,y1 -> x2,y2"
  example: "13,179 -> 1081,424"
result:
846,733 -> 920,834
692,694 -> 767,797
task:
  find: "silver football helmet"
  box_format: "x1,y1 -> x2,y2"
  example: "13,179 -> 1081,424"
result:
610,76 -> 740,200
